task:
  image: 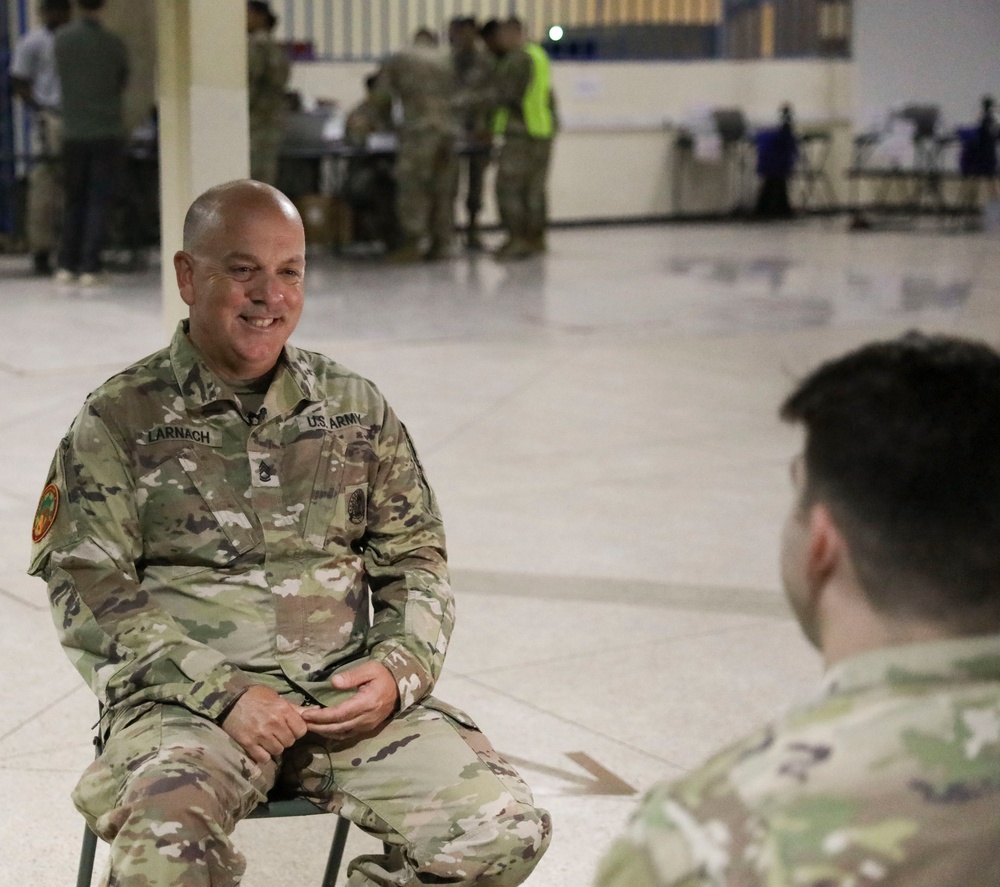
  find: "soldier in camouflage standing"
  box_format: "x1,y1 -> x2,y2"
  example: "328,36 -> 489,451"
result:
449,16 -> 495,251
28,180 -> 550,887
247,0 -> 289,185
344,72 -> 402,251
595,332 -> 1000,887
376,29 -> 458,262
484,18 -> 556,260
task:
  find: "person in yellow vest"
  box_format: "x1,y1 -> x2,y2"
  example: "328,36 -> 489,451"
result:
486,17 -> 556,259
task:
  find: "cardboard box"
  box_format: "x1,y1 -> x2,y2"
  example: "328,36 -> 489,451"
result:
295,194 -> 352,246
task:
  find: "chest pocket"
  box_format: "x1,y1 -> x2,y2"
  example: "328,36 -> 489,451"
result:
303,429 -> 374,549
137,446 -> 259,567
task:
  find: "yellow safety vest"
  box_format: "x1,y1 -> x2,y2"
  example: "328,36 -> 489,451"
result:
494,43 -> 553,139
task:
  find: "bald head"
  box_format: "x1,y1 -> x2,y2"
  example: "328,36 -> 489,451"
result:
183,180 -> 301,255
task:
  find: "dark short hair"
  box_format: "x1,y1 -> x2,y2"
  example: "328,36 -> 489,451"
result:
480,19 -> 500,40
247,0 -> 277,28
781,332 -> 1000,629
42,0 -> 71,12
77,0 -> 105,10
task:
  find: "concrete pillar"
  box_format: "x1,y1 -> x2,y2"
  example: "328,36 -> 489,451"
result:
156,0 -> 248,332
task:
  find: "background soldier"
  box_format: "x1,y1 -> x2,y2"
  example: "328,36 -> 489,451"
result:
29,180 -> 551,887
376,28 -> 458,262
486,18 -> 556,260
343,72 -> 402,251
247,0 -> 289,185
449,16 -> 494,250
595,332 -> 1000,886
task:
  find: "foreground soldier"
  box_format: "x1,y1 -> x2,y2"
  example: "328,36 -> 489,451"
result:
595,333 -> 1000,886
29,180 -> 550,887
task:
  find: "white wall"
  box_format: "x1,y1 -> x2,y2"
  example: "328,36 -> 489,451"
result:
290,57 -> 853,126
853,0 -> 1000,129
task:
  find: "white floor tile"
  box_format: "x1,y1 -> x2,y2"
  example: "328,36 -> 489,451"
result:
3,219 -> 998,886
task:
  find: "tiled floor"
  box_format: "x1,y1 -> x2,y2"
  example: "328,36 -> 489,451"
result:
3,218 -> 998,886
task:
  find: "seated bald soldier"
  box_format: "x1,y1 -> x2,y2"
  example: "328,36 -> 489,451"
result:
29,179 -> 551,887
595,333 -> 1000,887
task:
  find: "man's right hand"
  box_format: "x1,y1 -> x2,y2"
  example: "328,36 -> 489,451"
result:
220,685 -> 308,764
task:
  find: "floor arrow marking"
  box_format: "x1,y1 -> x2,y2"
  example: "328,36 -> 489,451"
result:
504,751 -> 637,796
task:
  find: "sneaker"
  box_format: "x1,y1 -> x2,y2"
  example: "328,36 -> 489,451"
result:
54,268 -> 76,284
78,272 -> 109,288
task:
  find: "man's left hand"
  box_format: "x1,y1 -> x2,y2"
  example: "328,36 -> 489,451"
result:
298,661 -> 399,739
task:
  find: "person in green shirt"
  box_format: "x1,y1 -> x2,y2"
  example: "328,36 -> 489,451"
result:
53,0 -> 128,286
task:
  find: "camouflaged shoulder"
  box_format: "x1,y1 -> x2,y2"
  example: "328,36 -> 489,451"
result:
27,348 -> 164,577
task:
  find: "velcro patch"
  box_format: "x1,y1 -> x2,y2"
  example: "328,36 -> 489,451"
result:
32,483 -> 60,543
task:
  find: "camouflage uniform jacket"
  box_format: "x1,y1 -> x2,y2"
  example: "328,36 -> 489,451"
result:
594,634 -> 1000,886
344,96 -> 394,149
248,30 -> 290,129
376,45 -> 457,138
29,323 -> 453,726
451,45 -> 495,138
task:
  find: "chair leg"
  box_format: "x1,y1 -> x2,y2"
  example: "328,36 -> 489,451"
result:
77,824 -> 98,887
321,816 -> 352,887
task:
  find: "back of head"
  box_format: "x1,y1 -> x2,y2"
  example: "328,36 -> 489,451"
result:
42,0 -> 71,13
449,16 -> 477,48
503,16 -> 524,49
413,27 -> 438,48
77,0 -> 104,11
247,0 -> 277,31
480,18 -> 501,50
781,332 -> 1000,632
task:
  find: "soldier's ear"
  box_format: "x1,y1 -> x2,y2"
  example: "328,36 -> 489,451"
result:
174,251 -> 197,306
806,503 -> 843,591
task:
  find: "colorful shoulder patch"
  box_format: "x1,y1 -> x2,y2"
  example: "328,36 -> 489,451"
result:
32,483 -> 60,543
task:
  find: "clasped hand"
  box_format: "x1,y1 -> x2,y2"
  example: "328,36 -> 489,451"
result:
221,661 -> 399,764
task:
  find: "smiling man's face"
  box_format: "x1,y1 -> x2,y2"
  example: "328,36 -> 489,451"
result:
176,191 -> 306,382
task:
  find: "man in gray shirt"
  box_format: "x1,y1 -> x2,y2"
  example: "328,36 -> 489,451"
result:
53,0 -> 128,286
10,0 -> 72,275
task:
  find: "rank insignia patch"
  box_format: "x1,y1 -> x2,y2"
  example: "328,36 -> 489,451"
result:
348,488 -> 366,524
32,483 -> 60,543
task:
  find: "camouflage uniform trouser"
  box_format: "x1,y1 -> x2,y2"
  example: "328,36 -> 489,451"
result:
250,123 -> 283,186
495,136 -> 552,242
395,129 -> 458,245
460,146 -> 491,219
73,697 -> 550,887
